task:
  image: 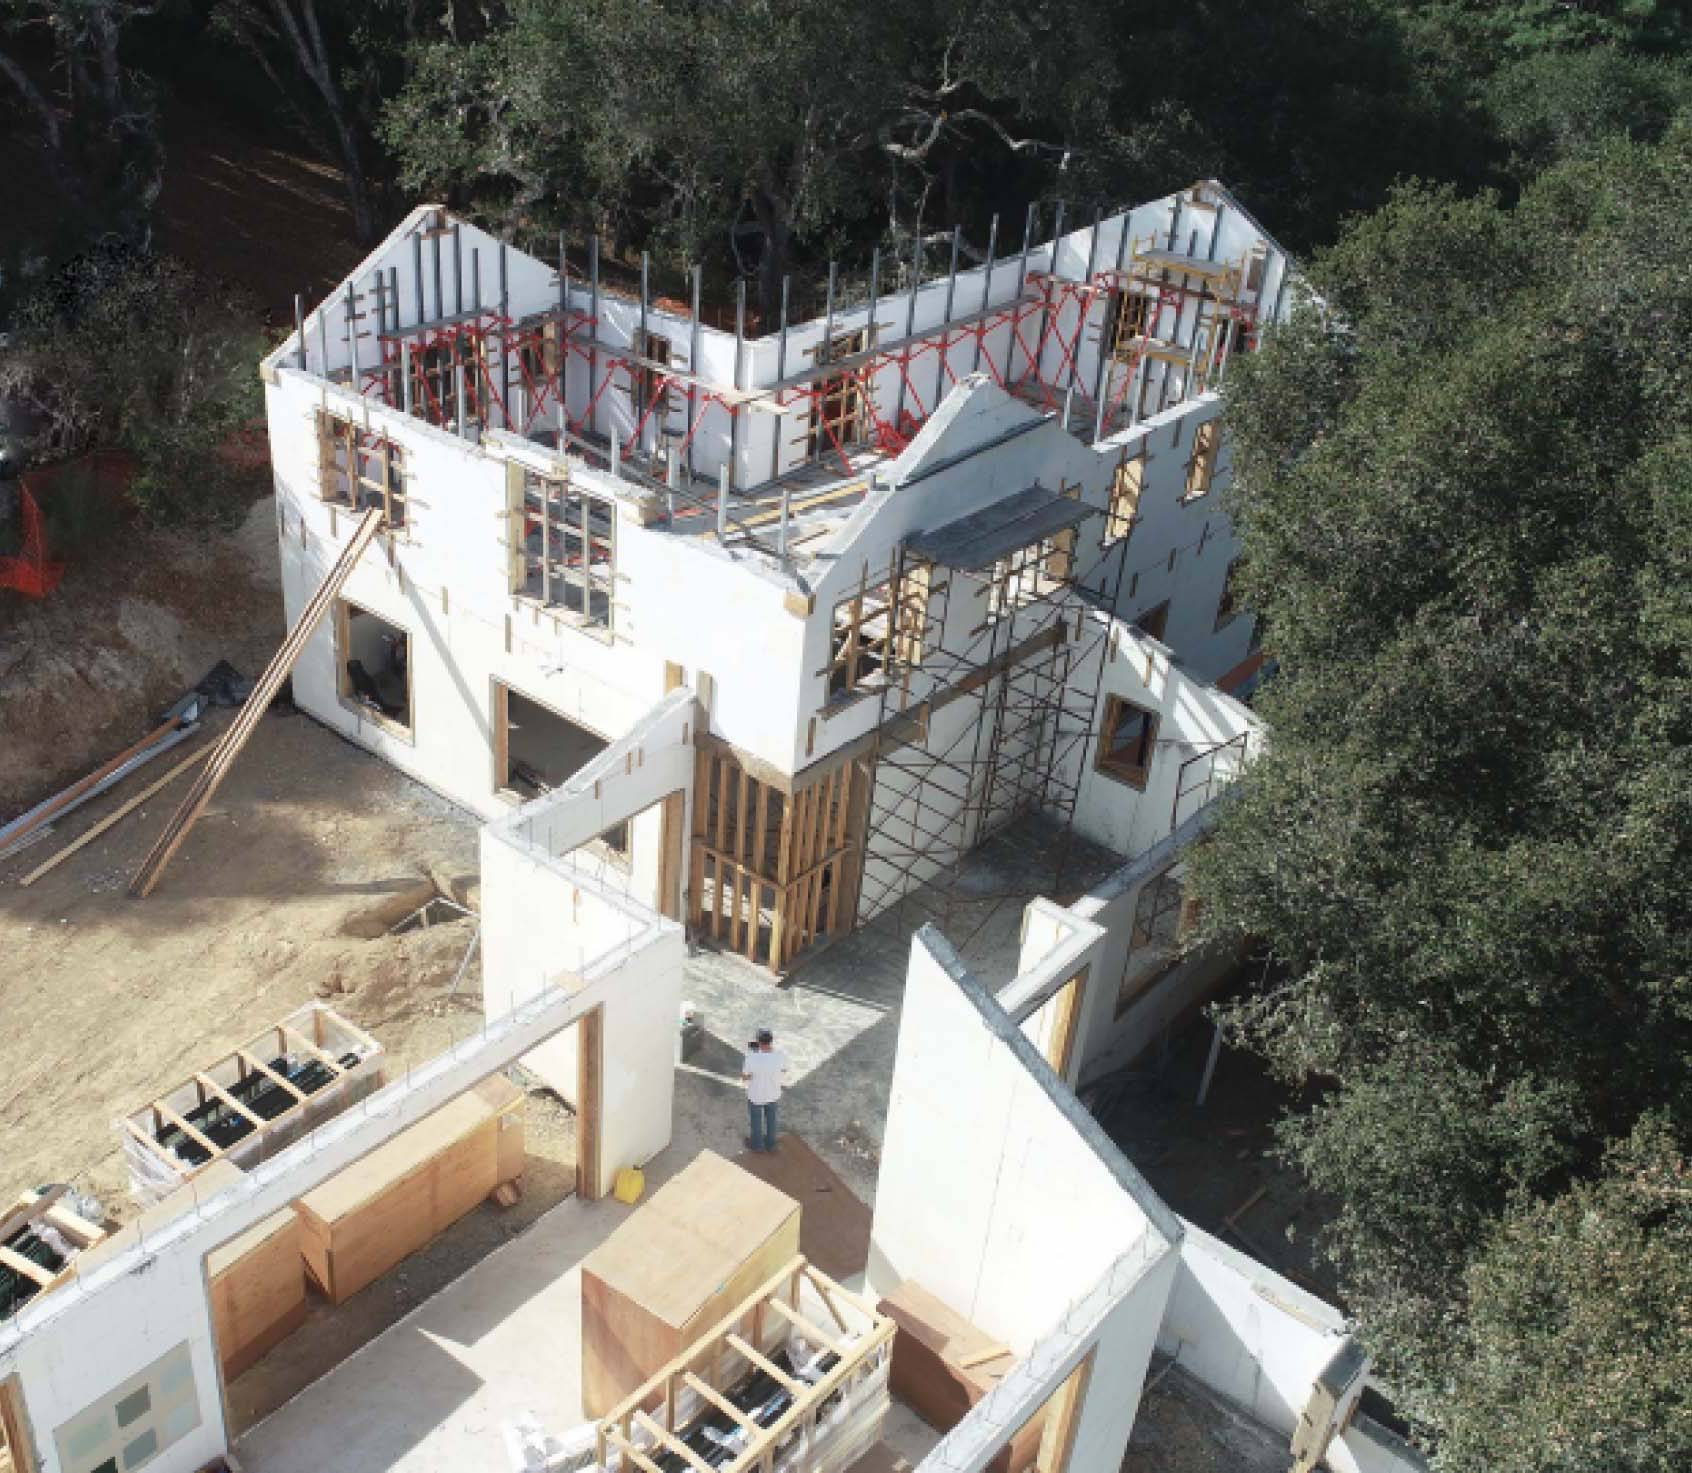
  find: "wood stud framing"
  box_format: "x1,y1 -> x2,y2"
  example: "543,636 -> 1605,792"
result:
317,411 -> 407,527
596,1255 -> 895,1473
689,748 -> 867,972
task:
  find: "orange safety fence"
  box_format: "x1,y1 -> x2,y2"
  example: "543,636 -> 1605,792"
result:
0,450 -> 134,599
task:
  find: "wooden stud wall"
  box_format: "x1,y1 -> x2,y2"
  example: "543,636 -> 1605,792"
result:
689,749 -> 867,972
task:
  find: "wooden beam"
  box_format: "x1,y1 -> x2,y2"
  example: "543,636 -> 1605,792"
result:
767,1295 -> 844,1355
577,1006 -> 603,1200
195,1072 -> 264,1130
0,1187 -> 66,1248
20,745 -> 212,887
632,1412 -> 715,1473
725,1335 -> 803,1395
0,1247 -> 53,1288
682,1373 -> 759,1433
604,1428 -> 666,1473
151,1101 -> 220,1160
237,1048 -> 307,1101
281,1026 -> 346,1076
130,506 -> 386,896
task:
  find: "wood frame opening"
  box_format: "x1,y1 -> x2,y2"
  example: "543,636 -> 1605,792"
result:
690,747 -> 868,972
806,328 -> 869,459
1109,288 -> 1154,359
508,464 -> 616,633
1095,694 -> 1158,790
317,411 -> 406,528
1133,601 -> 1170,643
0,1374 -> 36,1473
1184,419 -> 1221,500
1115,864 -> 1202,1016
1215,557 -> 1244,630
826,563 -> 929,705
491,680 -> 629,859
334,599 -> 413,737
1105,451 -> 1144,543
632,329 -> 672,422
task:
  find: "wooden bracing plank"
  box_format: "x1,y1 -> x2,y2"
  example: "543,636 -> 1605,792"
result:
131,507 -> 387,896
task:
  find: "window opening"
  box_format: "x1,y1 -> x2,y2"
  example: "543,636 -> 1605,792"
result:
1096,694 -> 1158,789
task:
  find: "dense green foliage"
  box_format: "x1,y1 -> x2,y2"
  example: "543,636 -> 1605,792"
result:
1192,125 -> 1692,1466
0,253 -> 264,524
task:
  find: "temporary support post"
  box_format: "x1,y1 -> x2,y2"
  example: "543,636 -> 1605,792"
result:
637,251 -> 651,439
294,294 -> 307,370
588,235 -> 602,440
768,275 -> 790,483
412,233 -> 425,324
452,224 -> 464,316
499,243 -> 512,427
430,229 -> 444,321
317,311 -> 330,383
1006,202 -> 1037,382
687,264 -> 703,477
401,341 -> 414,416
971,213 -> 999,374
470,246 -> 482,314
716,464 -> 730,540
894,225 -> 922,430
933,226 -> 961,408
455,364 -> 468,438
729,280 -> 746,490
344,286 -> 360,384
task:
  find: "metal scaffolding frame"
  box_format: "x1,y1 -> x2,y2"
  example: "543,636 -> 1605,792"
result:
853,506 -> 1131,934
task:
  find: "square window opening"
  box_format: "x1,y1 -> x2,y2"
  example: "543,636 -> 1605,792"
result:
317,412 -> 406,528
1184,419 -> 1220,500
807,329 -> 869,460
510,467 -> 615,632
1096,694 -> 1158,789
826,564 -> 929,702
336,602 -> 412,735
494,683 -> 629,857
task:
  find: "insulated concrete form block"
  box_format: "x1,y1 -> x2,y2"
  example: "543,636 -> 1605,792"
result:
1157,1223 -> 1353,1441
871,929 -> 1182,1473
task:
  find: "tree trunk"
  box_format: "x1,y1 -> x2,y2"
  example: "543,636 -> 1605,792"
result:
750,187 -> 791,327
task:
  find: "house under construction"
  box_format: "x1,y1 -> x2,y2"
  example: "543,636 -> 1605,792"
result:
0,182 -> 1437,1473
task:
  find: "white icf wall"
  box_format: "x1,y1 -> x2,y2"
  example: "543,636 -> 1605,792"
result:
0,909 -> 682,1473
480,687 -> 695,1098
265,367 -> 813,811
1069,615 -> 1263,859
869,926 -> 1183,1473
1159,1225 -> 1429,1473
271,183 -> 1296,500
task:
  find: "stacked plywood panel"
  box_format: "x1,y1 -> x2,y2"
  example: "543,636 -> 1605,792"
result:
208,1206 -> 308,1380
292,1075 -> 525,1304
581,1150 -> 802,1416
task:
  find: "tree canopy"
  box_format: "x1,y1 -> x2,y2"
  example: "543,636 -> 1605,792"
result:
1191,122 -> 1692,1467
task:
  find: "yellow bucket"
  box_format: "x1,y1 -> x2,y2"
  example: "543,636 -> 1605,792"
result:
612,1166 -> 646,1205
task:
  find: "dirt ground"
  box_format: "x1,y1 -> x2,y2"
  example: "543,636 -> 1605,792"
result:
1093,1007 -> 1343,1304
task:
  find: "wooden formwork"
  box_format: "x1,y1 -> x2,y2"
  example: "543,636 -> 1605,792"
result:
597,1255 -> 896,1473
689,747 -> 869,972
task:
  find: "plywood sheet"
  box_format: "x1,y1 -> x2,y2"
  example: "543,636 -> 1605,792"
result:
581,1150 -> 802,1417
209,1209 -> 306,1381
293,1076 -> 524,1304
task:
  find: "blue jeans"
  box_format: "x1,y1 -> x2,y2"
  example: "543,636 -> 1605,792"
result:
748,1099 -> 779,1152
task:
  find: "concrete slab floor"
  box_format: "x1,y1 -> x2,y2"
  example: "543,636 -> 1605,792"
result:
676,812 -> 1125,1208
237,1149 -> 941,1473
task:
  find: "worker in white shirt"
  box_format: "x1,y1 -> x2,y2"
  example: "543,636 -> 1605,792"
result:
741,1028 -> 789,1153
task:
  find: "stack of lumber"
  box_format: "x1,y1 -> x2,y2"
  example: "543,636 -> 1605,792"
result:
581,1149 -> 802,1417
0,1187 -> 107,1323
876,1280 -> 1042,1473
119,1003 -> 385,1204
292,1075 -> 526,1304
